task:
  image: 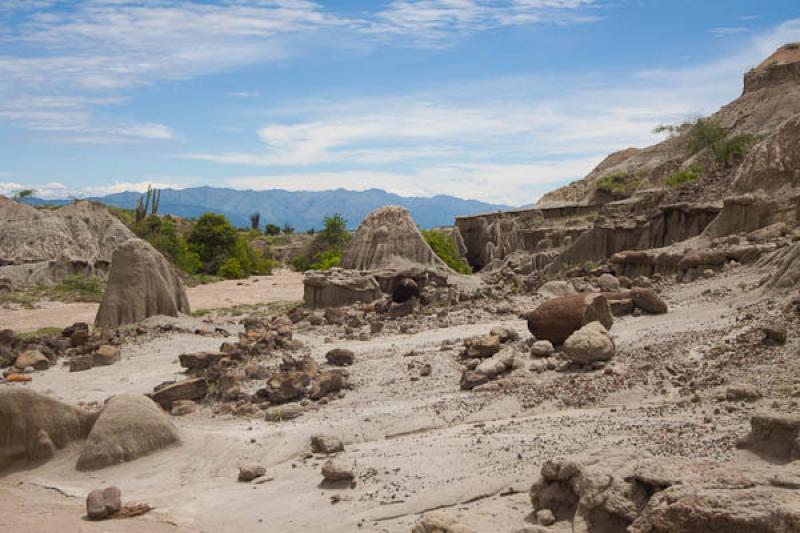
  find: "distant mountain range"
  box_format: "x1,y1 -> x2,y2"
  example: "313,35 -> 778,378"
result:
28,187 -> 510,229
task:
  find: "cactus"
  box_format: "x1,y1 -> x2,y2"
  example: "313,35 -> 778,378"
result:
151,188 -> 160,215
250,212 -> 260,230
134,185 -> 161,222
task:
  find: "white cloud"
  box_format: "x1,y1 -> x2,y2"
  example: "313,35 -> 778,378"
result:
224,156 -> 602,205
363,0 -> 599,44
0,180 -> 189,199
185,17 -> 800,205
112,122 -> 175,141
709,27 -> 750,36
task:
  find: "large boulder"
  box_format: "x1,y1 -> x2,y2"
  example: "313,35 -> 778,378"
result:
527,294 -> 613,345
340,206 -> 448,271
0,388 -> 96,462
303,269 -> 382,308
95,238 -> 190,329
631,288 -> 668,314
77,394 -> 180,471
562,321 -> 615,364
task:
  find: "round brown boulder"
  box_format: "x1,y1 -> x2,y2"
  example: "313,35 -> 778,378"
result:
631,288 -> 668,314
527,294 -> 613,345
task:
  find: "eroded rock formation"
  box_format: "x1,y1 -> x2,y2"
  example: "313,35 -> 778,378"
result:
0,198 -> 134,289
95,238 -> 191,329
341,206 -> 448,271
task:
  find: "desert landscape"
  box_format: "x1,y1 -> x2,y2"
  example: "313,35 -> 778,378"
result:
3,7 -> 800,533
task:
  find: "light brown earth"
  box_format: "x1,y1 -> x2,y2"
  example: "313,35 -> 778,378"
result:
1,265 -> 782,533
0,269 -> 304,332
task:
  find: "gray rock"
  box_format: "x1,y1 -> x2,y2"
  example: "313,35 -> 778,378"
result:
562,322 -> 615,364
86,486 -> 121,520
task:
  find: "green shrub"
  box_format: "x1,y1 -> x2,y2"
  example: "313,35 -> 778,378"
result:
712,133 -> 754,166
665,167 -> 701,188
134,215 -> 202,274
308,250 -> 341,270
187,213 -> 238,274
292,213 -> 351,271
217,258 -> 243,279
685,118 -> 728,155
786,42 -> 800,50
53,274 -> 106,302
264,224 -> 281,236
421,229 -> 472,274
595,171 -> 640,196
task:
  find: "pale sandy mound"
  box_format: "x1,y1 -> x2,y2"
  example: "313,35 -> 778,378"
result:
340,206 -> 448,271
0,388 -> 95,463
77,394 -> 180,471
0,197 -> 134,288
95,238 -> 190,329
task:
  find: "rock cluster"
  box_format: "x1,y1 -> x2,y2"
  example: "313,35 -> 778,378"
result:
529,451 -> 800,533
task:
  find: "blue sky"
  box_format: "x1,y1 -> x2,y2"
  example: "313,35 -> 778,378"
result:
1,0 -> 799,205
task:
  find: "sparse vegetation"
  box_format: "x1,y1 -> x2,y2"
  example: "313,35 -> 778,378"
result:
665,166 -> 701,188
264,224 -> 281,236
786,42 -> 800,50
291,213 -> 350,271
421,229 -> 472,274
595,171 -> 640,196
655,116 -> 755,169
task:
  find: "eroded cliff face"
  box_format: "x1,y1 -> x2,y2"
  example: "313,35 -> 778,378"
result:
457,45 -> 800,279
539,44 -> 800,208
455,204 -> 598,271
0,198 -> 135,288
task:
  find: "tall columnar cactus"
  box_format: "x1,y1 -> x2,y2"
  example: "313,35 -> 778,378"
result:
134,185 -> 161,222
135,194 -> 147,223
151,188 -> 161,215
250,212 -> 260,230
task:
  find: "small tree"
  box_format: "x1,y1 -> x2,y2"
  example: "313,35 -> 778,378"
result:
187,213 -> 238,273
282,223 -> 295,235
264,223 -> 281,236
12,189 -> 35,202
250,212 -> 260,230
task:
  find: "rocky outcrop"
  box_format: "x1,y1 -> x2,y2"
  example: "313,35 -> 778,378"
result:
95,238 -> 191,329
732,115 -> 800,194
541,46 -> 800,208
303,269 -> 382,308
341,206 -> 447,271
737,412 -> 800,463
0,198 -> 134,289
77,394 -> 180,471
455,204 -> 597,270
544,201 -> 720,275
529,452 -> 800,533
0,388 -> 96,463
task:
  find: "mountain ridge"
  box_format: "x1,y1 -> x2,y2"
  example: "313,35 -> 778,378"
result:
26,186 -> 511,230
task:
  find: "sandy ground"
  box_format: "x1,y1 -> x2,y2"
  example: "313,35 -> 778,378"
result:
1,266 -> 775,533
0,269 -> 303,332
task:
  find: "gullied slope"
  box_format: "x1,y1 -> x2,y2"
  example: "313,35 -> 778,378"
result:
0,198 -> 134,287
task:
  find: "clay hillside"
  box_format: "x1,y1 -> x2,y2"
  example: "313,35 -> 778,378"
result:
456,44 -> 800,274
